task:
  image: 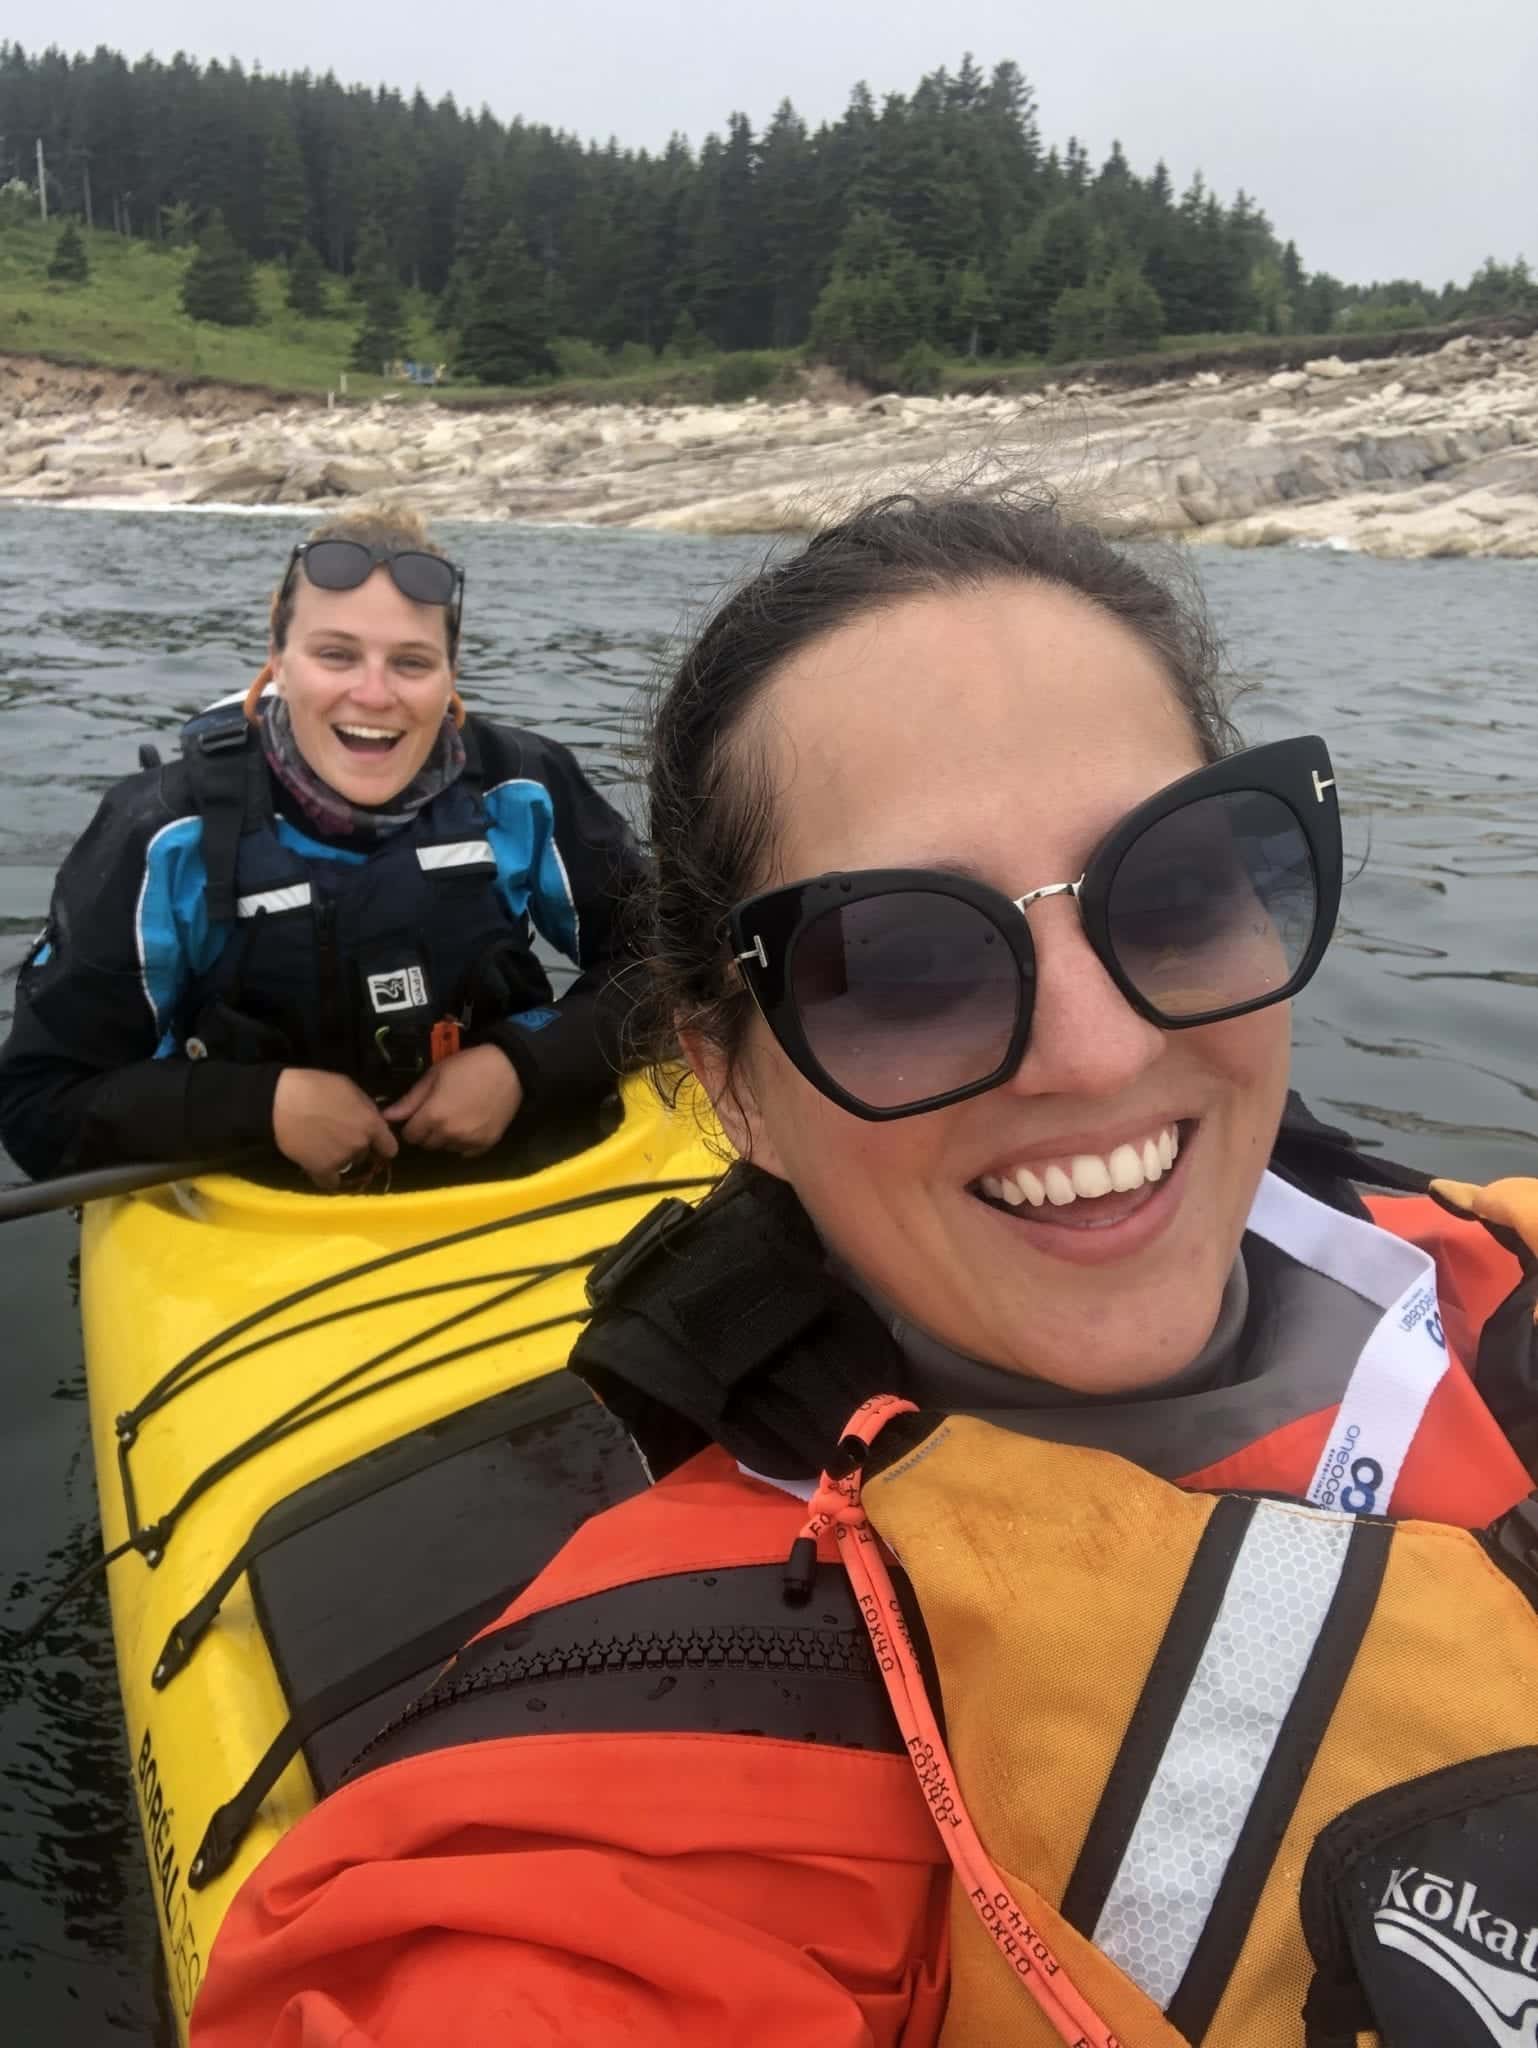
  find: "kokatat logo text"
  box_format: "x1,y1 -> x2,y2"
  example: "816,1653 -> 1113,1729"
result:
1374,1866 -> 1538,2047
1379,1869 -> 1538,1971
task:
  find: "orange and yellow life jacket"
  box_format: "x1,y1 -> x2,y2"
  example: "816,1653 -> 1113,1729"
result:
191,1165 -> 1538,2048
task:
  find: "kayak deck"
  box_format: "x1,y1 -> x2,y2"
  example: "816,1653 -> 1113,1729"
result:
81,1079 -> 720,2034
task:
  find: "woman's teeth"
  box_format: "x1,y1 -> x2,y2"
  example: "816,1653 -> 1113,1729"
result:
980,1126 -> 1180,1210
335,724 -> 403,753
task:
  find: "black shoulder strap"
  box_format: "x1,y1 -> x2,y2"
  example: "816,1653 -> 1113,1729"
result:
572,1165 -> 908,1483
457,713 -> 485,797
179,706 -> 267,926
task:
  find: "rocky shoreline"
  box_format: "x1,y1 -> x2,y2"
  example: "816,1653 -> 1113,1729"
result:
2,332 -> 1536,558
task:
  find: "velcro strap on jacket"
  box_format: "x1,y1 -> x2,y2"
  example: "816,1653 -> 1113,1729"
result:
571,1165 -> 907,1481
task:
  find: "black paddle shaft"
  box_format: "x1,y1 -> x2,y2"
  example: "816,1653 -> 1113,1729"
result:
0,1158 -> 242,1224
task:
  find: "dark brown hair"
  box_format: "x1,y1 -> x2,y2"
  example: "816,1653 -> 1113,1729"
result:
633,485 -> 1239,1090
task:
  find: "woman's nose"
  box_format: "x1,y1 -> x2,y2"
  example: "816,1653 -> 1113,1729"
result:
997,897 -> 1166,1102
346,662 -> 396,706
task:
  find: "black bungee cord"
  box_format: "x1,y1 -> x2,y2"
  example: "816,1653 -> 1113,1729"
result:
3,1173 -> 715,1655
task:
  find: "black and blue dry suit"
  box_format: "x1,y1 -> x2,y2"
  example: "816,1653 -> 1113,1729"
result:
0,706 -> 646,1178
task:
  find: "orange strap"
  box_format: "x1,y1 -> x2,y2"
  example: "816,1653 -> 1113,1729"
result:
242,660 -> 275,722
796,1395 -> 1122,2048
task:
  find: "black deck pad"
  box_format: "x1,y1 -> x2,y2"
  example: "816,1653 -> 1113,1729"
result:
247,1371 -> 646,1792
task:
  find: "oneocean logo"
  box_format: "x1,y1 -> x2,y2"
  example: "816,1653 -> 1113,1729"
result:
1374,1867 -> 1538,2046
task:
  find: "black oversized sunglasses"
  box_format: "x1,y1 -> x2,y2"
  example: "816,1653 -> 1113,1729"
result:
282,539 -> 466,648
726,736 -> 1342,1121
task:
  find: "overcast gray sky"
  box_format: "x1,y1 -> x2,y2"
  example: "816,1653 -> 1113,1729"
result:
10,0 -> 1535,286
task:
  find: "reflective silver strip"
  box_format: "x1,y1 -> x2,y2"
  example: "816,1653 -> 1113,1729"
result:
236,884 -> 313,919
416,840 -> 496,872
1092,1504 -> 1353,2007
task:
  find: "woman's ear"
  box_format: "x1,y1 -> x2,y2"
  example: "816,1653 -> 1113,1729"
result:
678,1024 -> 783,1176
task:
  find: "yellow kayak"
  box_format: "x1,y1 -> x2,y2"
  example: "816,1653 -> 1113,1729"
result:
80,1079 -> 721,2037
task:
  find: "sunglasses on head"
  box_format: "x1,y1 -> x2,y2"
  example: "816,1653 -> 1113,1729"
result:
726,735 -> 1342,1122
283,539 -> 465,647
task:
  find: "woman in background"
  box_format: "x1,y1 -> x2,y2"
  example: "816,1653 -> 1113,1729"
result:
0,507 -> 645,1190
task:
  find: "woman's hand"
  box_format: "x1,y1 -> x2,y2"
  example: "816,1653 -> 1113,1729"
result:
273,1067 -> 399,1191
1431,1176 -> 1538,1258
383,1044 -> 525,1154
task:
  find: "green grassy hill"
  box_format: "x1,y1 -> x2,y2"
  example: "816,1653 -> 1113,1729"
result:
0,215 -> 448,397
0,214 -> 781,406
4,211 -> 1509,411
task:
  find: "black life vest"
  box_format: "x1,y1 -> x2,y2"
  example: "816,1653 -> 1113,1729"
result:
176,703 -> 549,1096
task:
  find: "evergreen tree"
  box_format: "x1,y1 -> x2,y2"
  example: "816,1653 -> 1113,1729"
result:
1463,255 -> 1538,315
160,199 -> 197,248
995,201 -> 1092,355
457,223 -> 557,383
1248,256 -> 1290,334
448,156 -> 500,293
1101,261 -> 1165,352
285,241 -> 328,316
180,211 -> 259,324
28,38 -> 1534,366
756,100 -> 819,347
716,112 -> 766,349
1186,191 -> 1249,331
1299,270 -> 1345,333
665,306 -> 708,358
261,107 -> 308,256
349,218 -> 395,302
437,256 -> 475,335
1047,283 -> 1102,362
351,282 -> 407,369
48,220 -> 90,283
1046,260 -> 1164,362
947,265 -> 998,357
808,209 -> 930,384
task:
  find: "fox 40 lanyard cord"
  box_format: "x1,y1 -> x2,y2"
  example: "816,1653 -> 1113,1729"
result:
787,1394 -> 1123,2048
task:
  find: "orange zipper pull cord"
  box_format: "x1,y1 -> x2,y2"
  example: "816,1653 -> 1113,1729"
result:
430,1017 -> 462,1064
792,1393 -> 1123,2048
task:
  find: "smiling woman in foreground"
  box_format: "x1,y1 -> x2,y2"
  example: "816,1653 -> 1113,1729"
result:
191,490 -> 1538,2045
0,508 -> 645,1189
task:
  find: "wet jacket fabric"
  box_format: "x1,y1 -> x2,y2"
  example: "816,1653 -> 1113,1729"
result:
0,714 -> 644,1177
187,1175 -> 1538,2048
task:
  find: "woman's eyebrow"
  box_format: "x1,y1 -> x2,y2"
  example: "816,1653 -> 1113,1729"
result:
917,856 -> 991,881
303,630 -> 441,656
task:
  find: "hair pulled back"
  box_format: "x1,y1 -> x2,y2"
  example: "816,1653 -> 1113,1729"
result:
267,503 -> 451,653
637,485 -> 1239,1086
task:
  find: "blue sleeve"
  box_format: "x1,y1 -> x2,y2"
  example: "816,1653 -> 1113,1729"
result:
136,819 -> 219,1051
473,726 -> 650,1126
482,778 -> 581,965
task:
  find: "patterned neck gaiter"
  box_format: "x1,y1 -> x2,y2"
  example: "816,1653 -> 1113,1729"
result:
257,692 -> 466,840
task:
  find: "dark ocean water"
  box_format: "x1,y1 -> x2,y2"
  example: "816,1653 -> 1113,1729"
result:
0,504 -> 1534,2039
